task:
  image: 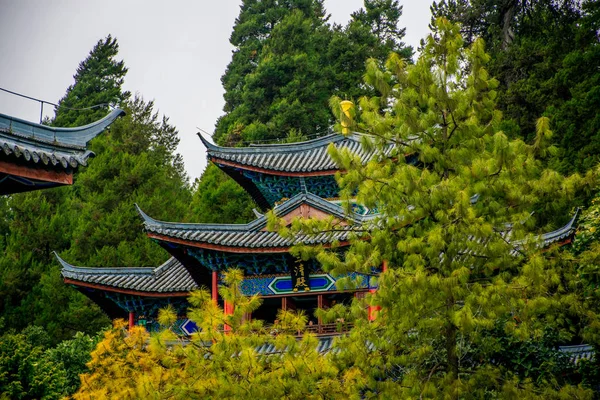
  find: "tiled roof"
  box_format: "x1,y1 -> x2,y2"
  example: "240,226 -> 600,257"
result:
541,210 -> 579,246
199,132 -> 395,174
58,253 -> 198,294
0,109 -> 124,169
137,193 -> 374,250
138,191 -> 578,253
558,344 -> 595,363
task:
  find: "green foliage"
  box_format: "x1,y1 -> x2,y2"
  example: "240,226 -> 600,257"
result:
0,326 -> 97,399
214,0 -> 412,146
187,165 -> 255,223
74,271 -> 353,399
277,18 -> 597,396
52,35 -> 130,127
0,36 -> 191,342
432,0 -> 600,176
63,95 -> 191,267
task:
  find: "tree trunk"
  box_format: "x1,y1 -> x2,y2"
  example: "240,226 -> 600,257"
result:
445,320 -> 458,378
501,0 -> 519,50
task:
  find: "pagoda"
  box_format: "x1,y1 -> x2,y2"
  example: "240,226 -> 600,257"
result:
0,109 -> 124,194
58,127 -> 580,335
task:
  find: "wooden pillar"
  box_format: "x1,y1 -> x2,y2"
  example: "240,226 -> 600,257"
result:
128,311 -> 135,330
368,289 -> 380,321
317,295 -> 324,333
212,271 -> 218,304
282,297 -> 296,311
368,260 -> 387,321
224,301 -> 234,333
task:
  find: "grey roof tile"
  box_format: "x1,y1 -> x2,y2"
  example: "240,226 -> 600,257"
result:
57,253 -> 198,294
0,109 -> 125,170
199,132 -> 395,173
135,193 -> 375,249
136,193 -> 578,253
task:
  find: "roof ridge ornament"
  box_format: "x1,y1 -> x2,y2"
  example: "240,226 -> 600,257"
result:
340,100 -> 354,135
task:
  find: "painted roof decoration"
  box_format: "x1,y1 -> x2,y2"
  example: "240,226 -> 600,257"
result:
199,132 -> 396,175
58,253 -> 197,294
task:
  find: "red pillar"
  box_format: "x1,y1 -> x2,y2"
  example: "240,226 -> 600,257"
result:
224,301 -> 234,333
212,271 -> 218,304
128,311 -> 135,330
368,260 -> 387,321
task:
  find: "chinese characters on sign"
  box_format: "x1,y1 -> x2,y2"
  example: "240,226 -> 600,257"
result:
291,258 -> 310,292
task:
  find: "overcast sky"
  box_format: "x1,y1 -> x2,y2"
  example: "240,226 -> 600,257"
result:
0,1 -> 434,181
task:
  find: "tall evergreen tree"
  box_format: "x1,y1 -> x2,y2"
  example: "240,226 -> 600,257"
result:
351,0 -> 409,56
432,0 -> 600,175
0,36 -> 191,342
52,35 -> 130,127
213,0 -> 411,146
283,18 -> 597,396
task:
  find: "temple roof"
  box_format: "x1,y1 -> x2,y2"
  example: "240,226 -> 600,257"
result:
199,132 -> 395,175
540,210 -> 579,246
0,109 -> 125,194
138,192 -> 578,254
0,109 -> 125,167
137,193 -> 373,252
58,253 -> 197,295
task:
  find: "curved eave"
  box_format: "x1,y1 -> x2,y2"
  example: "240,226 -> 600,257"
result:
57,252 -> 196,295
64,278 -> 190,297
0,108 -> 125,149
56,251 -> 154,275
135,193 -> 371,233
199,131 -> 377,176
198,131 -> 347,154
135,203 -> 264,232
149,232 -> 351,254
541,208 -> 579,245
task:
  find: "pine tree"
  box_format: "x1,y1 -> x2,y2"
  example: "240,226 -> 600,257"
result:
282,18 -> 597,396
52,35 -> 129,127
213,0 -> 412,146
431,0 -> 600,175
0,37 -> 192,343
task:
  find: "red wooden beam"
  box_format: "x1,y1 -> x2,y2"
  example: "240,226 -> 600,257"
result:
0,160 -> 73,184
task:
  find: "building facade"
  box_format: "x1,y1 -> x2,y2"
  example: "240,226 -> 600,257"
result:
59,131 -> 579,335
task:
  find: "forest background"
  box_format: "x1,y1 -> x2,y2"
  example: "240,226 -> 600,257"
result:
0,0 -> 599,398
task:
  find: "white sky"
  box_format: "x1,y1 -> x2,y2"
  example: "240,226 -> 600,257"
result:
0,0 -> 434,181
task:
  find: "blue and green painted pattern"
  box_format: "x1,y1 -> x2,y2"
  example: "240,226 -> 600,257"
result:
104,291 -> 189,315
187,248 -> 295,274
142,318 -> 198,335
238,272 -> 371,296
240,170 -> 341,206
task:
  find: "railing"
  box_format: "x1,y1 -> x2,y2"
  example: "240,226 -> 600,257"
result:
304,322 -> 353,335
